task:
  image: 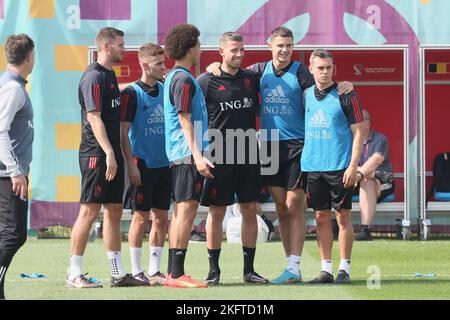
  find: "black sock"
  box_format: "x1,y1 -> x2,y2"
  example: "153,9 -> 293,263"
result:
243,246 -> 256,275
171,248 -> 187,279
167,248 -> 173,275
207,248 -> 221,274
361,224 -> 370,231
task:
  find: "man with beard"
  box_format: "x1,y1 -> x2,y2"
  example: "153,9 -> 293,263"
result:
67,27 -> 143,288
198,32 -> 269,285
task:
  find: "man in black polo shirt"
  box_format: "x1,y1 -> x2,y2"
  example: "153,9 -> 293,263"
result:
67,27 -> 142,288
354,109 -> 394,241
198,32 -> 268,285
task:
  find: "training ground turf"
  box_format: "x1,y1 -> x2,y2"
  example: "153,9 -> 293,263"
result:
5,239 -> 450,300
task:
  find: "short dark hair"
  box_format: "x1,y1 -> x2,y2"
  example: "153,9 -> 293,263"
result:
5,34 -> 35,65
309,49 -> 334,63
138,43 -> 164,61
164,24 -> 200,60
269,26 -> 293,43
220,31 -> 243,46
95,27 -> 124,51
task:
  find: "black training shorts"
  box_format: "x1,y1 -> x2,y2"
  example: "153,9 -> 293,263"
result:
262,151 -> 306,191
306,169 -> 354,211
201,164 -> 261,207
171,164 -> 204,203
124,159 -> 171,211
79,156 -> 124,204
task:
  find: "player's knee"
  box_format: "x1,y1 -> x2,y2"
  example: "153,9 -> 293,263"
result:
360,178 -> 377,190
242,213 -> 257,224
315,214 -> 330,226
80,211 -> 99,224
180,212 -> 196,225
131,215 -> 147,228
210,213 -> 225,223
274,201 -> 289,214
286,201 -> 302,216
153,213 -> 168,227
278,211 -> 289,222
359,178 -> 369,187
336,211 -> 352,225
79,204 -> 100,221
239,202 -> 256,212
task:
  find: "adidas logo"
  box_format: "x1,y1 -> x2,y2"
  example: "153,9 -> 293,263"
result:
217,85 -> 226,91
265,85 -> 290,104
308,109 -> 330,128
175,251 -> 184,256
147,104 -> 164,124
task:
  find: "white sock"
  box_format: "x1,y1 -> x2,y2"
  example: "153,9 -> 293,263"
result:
129,247 -> 143,276
107,251 -> 126,279
287,255 -> 301,275
321,260 -> 333,274
69,255 -> 83,280
339,259 -> 351,274
148,246 -> 163,276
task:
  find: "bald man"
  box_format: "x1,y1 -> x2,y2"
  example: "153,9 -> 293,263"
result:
354,110 -> 394,241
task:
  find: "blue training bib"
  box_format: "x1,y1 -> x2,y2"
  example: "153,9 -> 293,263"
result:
301,86 -> 352,172
128,82 -> 168,168
163,68 -> 208,162
260,61 -> 304,141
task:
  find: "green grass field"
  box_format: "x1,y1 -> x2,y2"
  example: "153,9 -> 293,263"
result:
5,238 -> 450,300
